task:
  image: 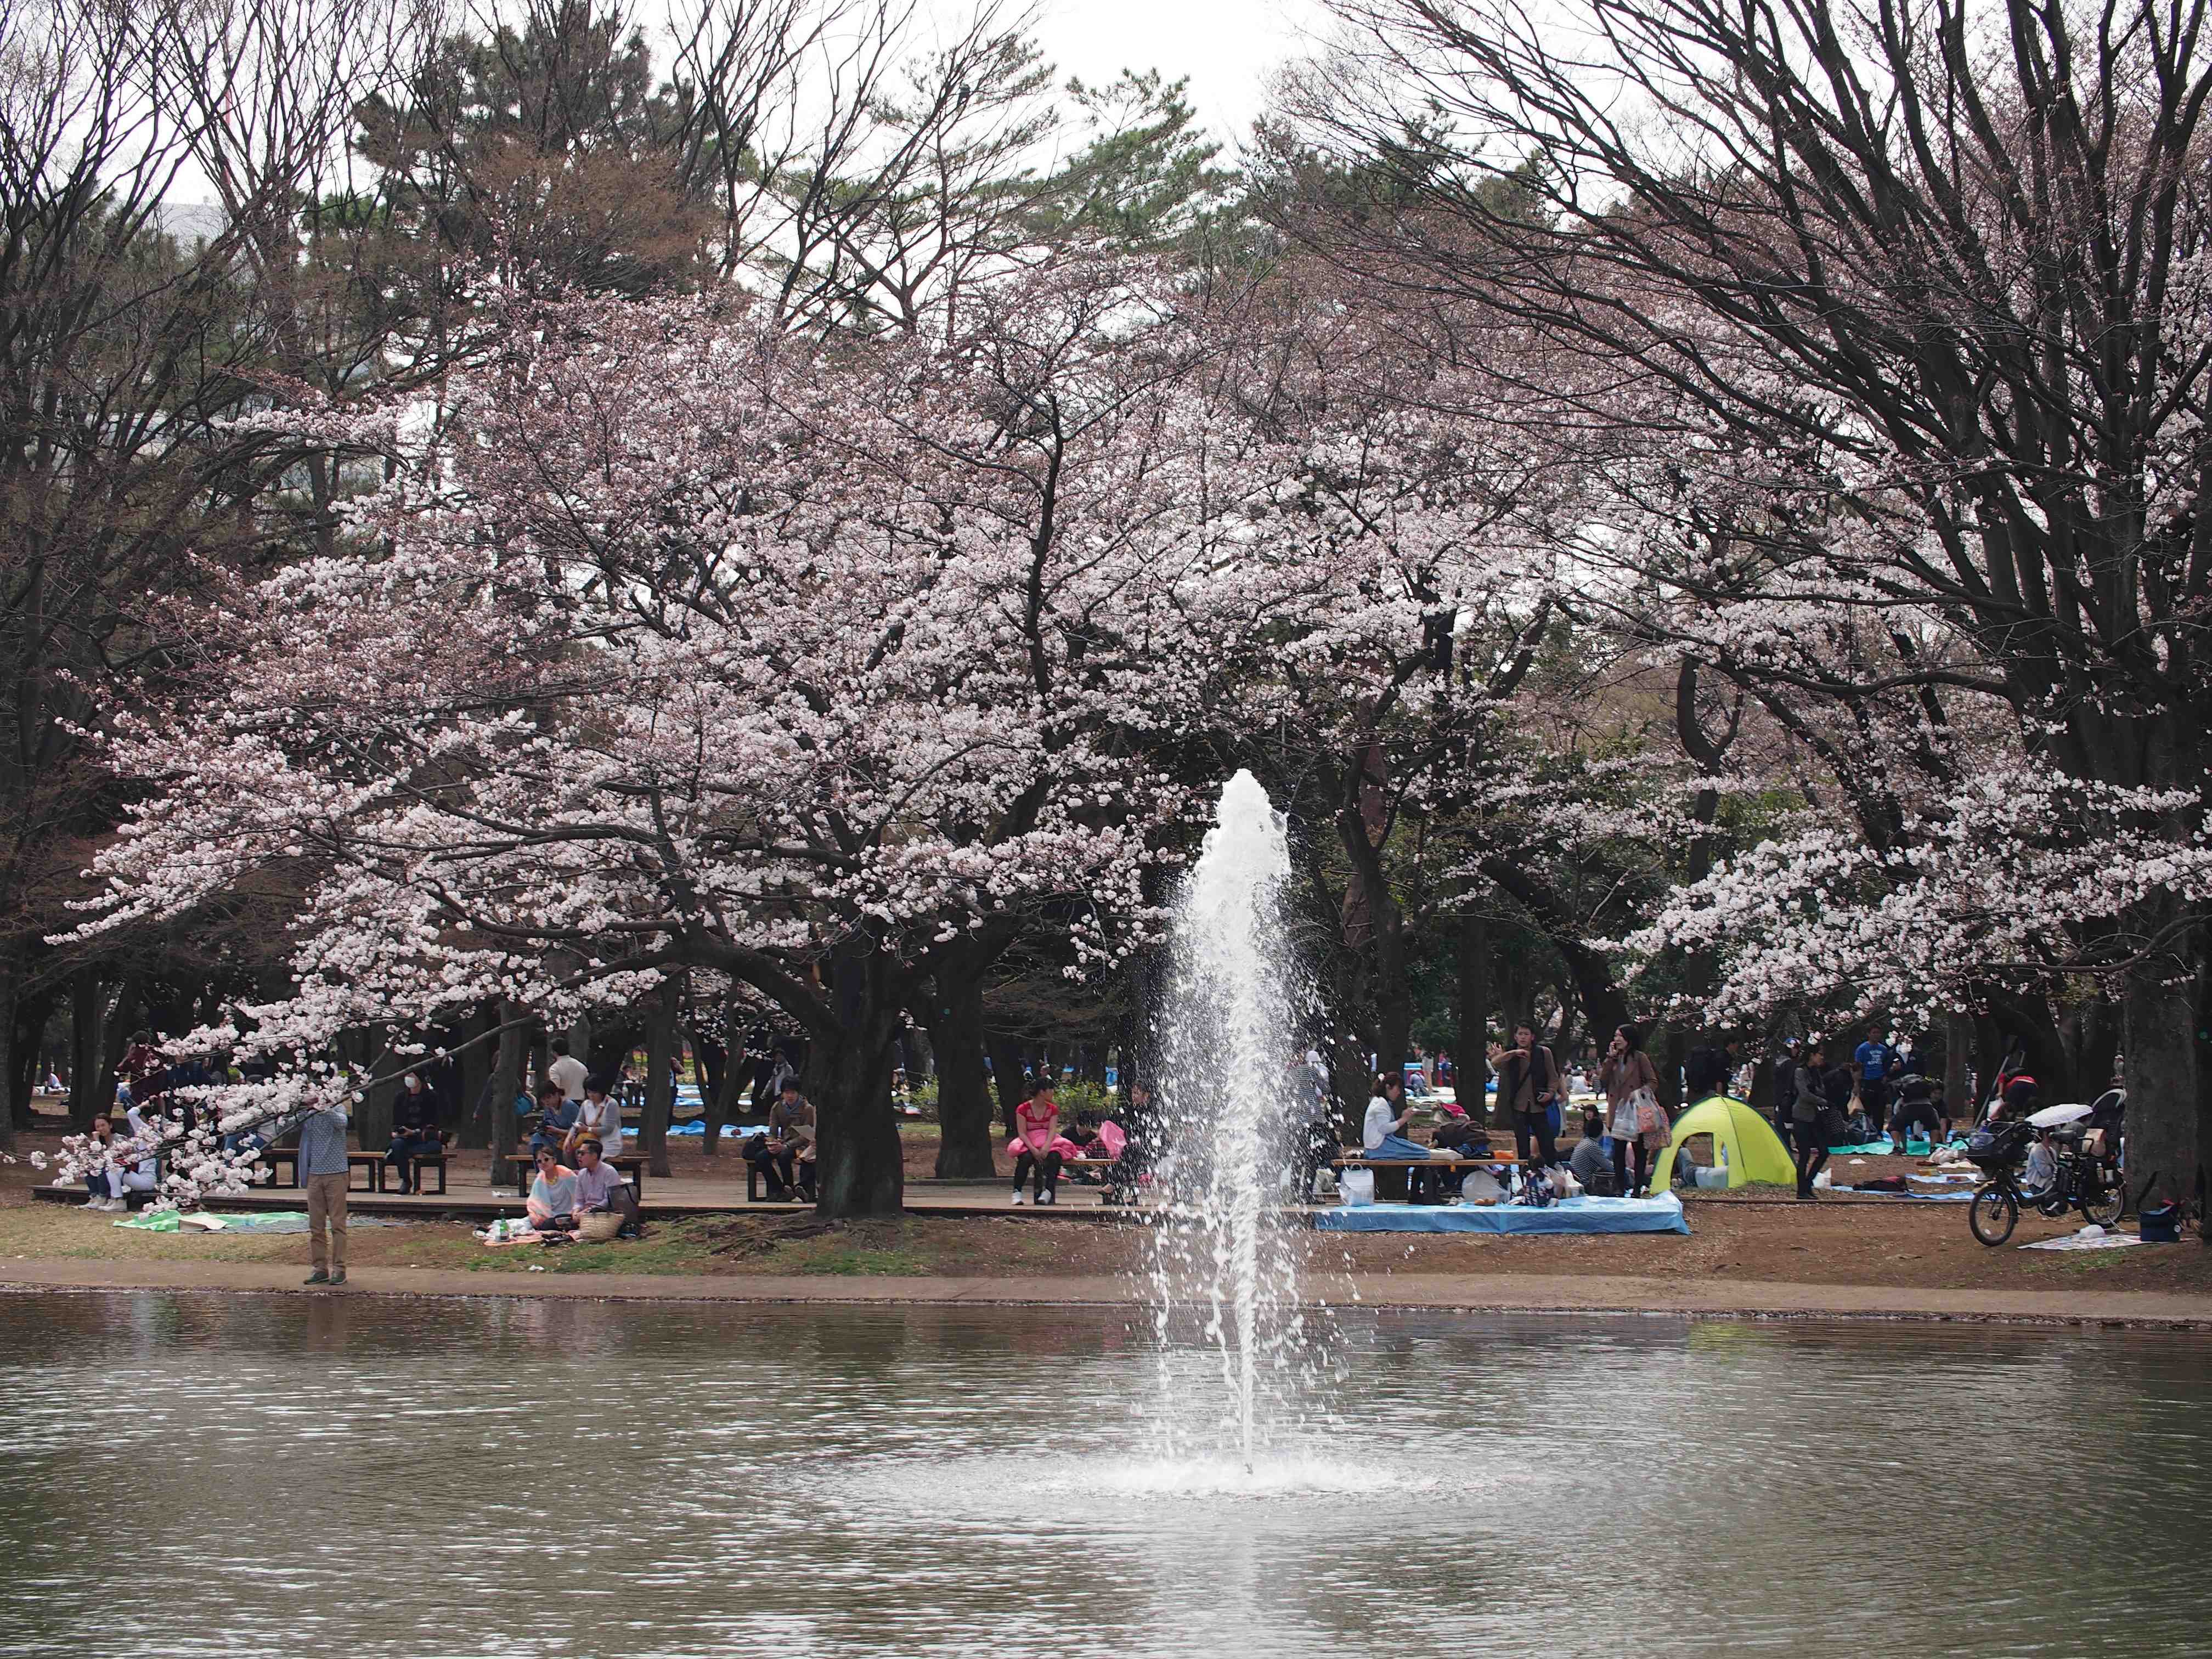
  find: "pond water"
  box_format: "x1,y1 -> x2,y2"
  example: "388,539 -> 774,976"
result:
1,1290 -> 2206,1658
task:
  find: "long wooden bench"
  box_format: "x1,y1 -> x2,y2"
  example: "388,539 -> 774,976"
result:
260,1148 -> 449,1195
1332,1149 -> 1519,1201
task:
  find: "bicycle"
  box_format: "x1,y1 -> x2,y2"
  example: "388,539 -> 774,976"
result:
1966,1115 -> 2126,1245
1966,1119 -> 2035,1245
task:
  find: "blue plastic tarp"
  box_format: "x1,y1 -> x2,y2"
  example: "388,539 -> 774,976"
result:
1312,1192 -> 1690,1235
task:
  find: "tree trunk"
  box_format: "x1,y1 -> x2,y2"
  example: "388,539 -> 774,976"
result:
641,989 -> 678,1181
927,965 -> 997,1177
704,996 -> 743,1157
2122,969 -> 2207,1227
68,968 -> 106,1127
95,976 -> 136,1121
1645,1017 -> 1682,1117
11,995 -> 45,1130
0,977 -> 15,1152
810,1014 -> 906,1217
487,1003 -> 525,1190
1455,901 -> 1492,1121
457,1004 -> 493,1150
1943,1009 -> 1973,1128
986,1028 -> 1026,1139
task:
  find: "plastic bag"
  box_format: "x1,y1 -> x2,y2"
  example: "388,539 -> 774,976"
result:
1460,1167 -> 1503,1203
1338,1169 -> 1375,1207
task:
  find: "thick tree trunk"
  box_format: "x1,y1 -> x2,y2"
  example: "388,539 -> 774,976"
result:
986,1028 -> 1025,1140
68,968 -> 105,1127
927,966 -> 997,1178
810,1016 -> 906,1217
0,979 -> 15,1152
1645,1018 -> 1682,1117
487,1003 -> 524,1190
11,995 -> 44,1130
704,997 -> 743,1157
2122,970 -> 2207,1227
1943,1010 -> 1973,1127
805,938 -> 910,1218
94,975 -> 135,1121
641,989 -> 677,1180
1455,901 -> 1492,1121
457,1004 -> 493,1150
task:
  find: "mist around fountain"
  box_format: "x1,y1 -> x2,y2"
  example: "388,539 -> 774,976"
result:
1142,770 -> 1341,1469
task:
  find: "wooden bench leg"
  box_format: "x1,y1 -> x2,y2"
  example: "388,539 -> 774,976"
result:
432,1160 -> 447,1196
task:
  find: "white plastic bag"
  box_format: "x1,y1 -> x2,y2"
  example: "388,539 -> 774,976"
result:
1812,1169 -> 1832,1191
1338,1168 -> 1375,1207
1460,1167 -> 1503,1203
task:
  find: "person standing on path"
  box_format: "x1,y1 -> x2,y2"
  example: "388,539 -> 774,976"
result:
546,1039 -> 589,1109
1598,1024 -> 1662,1198
1852,1025 -> 1896,1137
1792,1042 -> 1831,1200
1489,1025 -> 1562,1168
296,1097 -> 352,1285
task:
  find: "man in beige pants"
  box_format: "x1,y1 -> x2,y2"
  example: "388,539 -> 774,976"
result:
293,1100 -> 352,1286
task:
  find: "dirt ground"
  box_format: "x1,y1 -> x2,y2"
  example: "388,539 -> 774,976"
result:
5,1115 -> 2207,1297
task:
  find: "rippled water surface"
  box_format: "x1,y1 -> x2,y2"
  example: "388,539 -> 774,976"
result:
2,1291 -> 2207,1657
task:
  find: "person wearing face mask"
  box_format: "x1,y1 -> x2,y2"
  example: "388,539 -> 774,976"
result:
385,1069 -> 447,1194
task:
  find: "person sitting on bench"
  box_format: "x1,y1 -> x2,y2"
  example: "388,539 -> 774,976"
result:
525,1146 -> 578,1233
572,1139 -> 640,1237
528,1080 -> 579,1159
573,1075 -> 623,1158
1008,1078 -> 1064,1206
745,1078 -> 816,1202
1363,1074 -> 1441,1201
385,1071 -> 447,1194
81,1114 -> 157,1211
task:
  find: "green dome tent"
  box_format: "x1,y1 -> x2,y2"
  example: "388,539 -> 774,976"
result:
1657,1094 -> 1796,1189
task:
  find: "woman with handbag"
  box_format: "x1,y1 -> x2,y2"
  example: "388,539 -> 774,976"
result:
568,1075 -> 623,1159
1599,1024 -> 1664,1197
1792,1041 -> 1833,1199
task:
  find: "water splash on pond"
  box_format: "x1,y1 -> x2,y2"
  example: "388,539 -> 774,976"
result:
1144,769 -> 1334,1468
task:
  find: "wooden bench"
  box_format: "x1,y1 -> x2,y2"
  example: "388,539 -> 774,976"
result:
1333,1150 -> 1518,1201
259,1149 -> 449,1194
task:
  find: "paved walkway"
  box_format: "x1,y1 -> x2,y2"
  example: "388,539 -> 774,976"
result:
31,1173 -> 1138,1219
4,1256 -> 2208,1327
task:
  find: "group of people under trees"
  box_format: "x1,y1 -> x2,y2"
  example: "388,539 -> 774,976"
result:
1776,1025 -> 1952,1200
1361,1022 -> 1679,1202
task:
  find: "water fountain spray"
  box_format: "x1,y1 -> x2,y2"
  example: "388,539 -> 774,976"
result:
1146,770 -> 1321,1467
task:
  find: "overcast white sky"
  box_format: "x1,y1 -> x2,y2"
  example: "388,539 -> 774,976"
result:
1027,0 -> 1328,150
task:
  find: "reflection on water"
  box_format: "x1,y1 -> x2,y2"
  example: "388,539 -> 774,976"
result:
1,1290 -> 2207,1658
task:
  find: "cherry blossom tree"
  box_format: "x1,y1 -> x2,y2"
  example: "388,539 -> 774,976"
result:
1281,0 -> 2212,1206
66,259 -> 1316,1214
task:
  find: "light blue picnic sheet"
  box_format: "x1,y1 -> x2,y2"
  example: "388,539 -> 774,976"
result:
1313,1192 -> 1690,1235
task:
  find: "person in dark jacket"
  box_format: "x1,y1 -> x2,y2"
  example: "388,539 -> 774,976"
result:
1769,1037 -> 1800,1151
1488,1025 -> 1563,1167
1792,1041 -> 1831,1199
385,1071 -> 448,1194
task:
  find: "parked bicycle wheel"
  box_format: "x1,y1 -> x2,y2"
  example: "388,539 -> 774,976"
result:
1971,1182 -> 2019,1246
2079,1168 -> 2126,1228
